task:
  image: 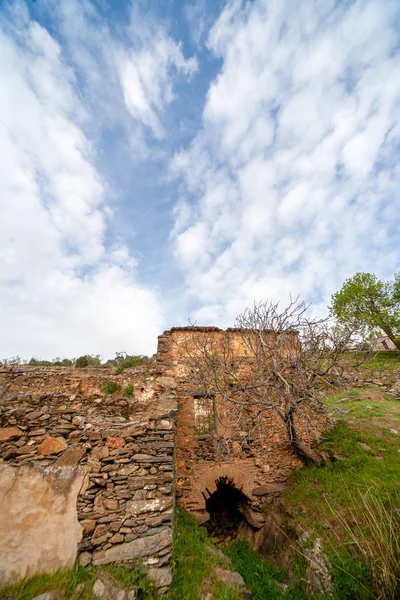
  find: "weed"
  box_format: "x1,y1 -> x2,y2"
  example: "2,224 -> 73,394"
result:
102,380 -> 120,394
124,384 -> 134,398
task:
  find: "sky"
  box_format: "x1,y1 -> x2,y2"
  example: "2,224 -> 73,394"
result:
0,0 -> 399,360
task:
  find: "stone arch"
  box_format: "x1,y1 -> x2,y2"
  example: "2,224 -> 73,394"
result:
183,459 -> 258,512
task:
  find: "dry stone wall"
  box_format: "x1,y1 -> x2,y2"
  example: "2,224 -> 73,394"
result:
0,365 -> 177,594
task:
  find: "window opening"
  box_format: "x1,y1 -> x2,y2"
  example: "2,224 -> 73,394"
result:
194,393 -> 215,434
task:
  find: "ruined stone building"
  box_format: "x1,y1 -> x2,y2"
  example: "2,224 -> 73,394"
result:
0,327 -> 332,592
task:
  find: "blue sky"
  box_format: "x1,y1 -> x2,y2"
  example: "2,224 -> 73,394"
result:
0,0 -> 399,359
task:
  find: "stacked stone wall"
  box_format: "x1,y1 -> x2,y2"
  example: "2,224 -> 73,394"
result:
0,366 -> 177,594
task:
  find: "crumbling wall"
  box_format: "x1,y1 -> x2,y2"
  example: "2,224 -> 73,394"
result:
0,365 -> 177,594
157,328 -> 332,519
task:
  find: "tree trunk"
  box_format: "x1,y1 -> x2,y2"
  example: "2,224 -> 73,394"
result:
284,406 -> 329,465
380,325 -> 400,350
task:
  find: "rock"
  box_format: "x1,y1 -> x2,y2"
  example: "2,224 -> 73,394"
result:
103,498 -> 119,511
390,428 -> 399,435
147,566 -> 172,588
214,567 -> 252,598
106,437 -> 125,448
92,575 -> 135,600
357,442 -> 372,452
126,497 -> 173,515
156,377 -> 177,389
239,505 -> 265,529
388,380 -> 400,395
0,427 -> 23,441
32,592 -> 59,600
55,446 -> 87,466
38,437 -> 68,455
295,525 -> 311,545
79,551 -> 92,567
92,529 -> 172,565
109,533 -> 124,544
208,546 -> 231,565
252,482 -> 285,495
118,465 -> 139,476
0,464 -> 84,584
192,510 -> 210,525
304,538 -> 333,598
81,520 -> 97,533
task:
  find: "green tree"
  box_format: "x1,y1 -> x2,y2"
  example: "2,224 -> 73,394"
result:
330,272 -> 400,350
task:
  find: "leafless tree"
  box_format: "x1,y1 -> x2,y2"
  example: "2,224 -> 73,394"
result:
176,297 -> 369,465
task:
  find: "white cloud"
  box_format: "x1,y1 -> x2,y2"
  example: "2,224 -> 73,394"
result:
171,0 -> 400,325
0,3 -> 163,359
119,12 -> 198,139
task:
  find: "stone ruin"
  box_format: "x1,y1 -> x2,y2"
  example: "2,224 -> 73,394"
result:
0,327 -> 332,593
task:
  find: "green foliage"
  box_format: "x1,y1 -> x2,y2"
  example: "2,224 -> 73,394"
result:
114,352 -> 149,373
171,507 -> 241,600
103,380 -> 120,394
124,384 -> 134,398
330,272 -> 400,348
75,354 -> 102,368
75,355 -> 89,368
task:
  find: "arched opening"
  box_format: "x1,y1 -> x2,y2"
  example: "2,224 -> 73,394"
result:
202,476 -> 249,539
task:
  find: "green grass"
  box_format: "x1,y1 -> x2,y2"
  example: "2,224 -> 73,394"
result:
0,562 -> 158,600
171,507 -> 241,600
225,540 -> 305,600
0,562 -> 96,600
283,408 -> 400,599
361,350 -> 400,372
102,380 -> 121,394
286,420 -> 400,521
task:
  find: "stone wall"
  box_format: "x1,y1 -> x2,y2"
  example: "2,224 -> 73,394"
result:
0,365 -> 177,594
157,328 -> 332,522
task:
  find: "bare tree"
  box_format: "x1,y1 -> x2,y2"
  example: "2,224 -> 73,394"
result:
176,297 -> 368,465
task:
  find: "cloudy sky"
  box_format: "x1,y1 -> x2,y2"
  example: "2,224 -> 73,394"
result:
1,0 -> 399,359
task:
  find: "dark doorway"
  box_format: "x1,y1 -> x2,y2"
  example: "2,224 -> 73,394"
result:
203,476 -> 249,539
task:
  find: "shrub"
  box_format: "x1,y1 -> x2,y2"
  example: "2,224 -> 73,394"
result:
103,380 -> 120,394
124,385 -> 134,398
75,355 -> 102,368
75,356 -> 89,368
113,352 -> 149,373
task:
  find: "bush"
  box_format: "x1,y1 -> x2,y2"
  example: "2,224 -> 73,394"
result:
103,380 -> 120,394
113,352 -> 149,373
75,355 -> 102,368
124,385 -> 134,398
75,356 -> 89,368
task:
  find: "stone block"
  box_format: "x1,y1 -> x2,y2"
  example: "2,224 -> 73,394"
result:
126,498 -> 173,516
92,528 -> 172,565
38,437 -> 68,455
0,464 -> 84,584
